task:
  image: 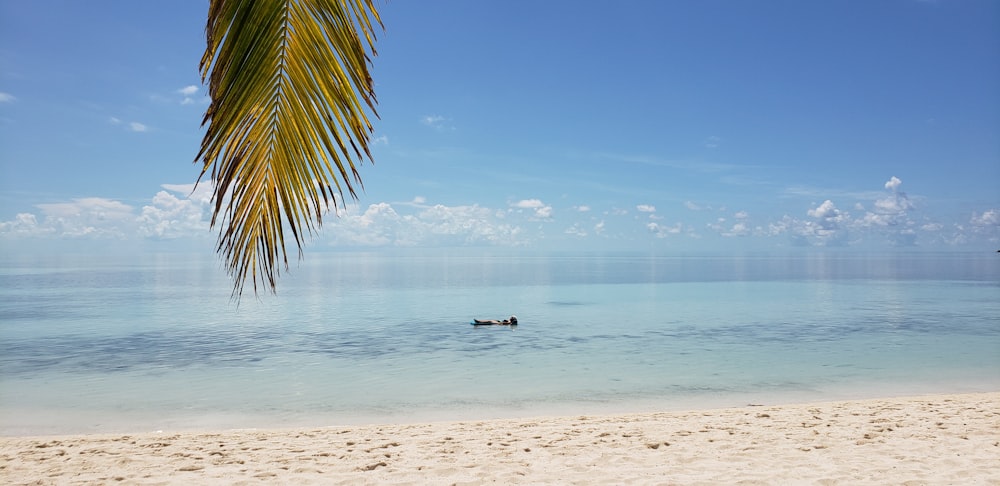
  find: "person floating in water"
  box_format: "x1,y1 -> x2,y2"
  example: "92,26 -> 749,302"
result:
473,315 -> 518,326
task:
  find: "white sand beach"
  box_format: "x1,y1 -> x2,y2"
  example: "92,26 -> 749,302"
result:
2,392 -> 998,485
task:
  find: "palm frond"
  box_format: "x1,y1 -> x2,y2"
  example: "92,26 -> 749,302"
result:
197,0 -> 381,297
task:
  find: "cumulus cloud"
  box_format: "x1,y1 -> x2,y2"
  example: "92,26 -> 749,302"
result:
511,199 -> 552,220
765,217 -> 791,237
2,175 -> 996,250
769,177 -> 928,247
565,223 -> 587,237
966,209 -> 1000,243
148,194 -> 538,248
514,199 -> 545,209
137,190 -> 211,239
326,202 -> 524,247
807,200 -> 842,220
970,209 -> 999,227
724,222 -> 750,237
872,176 -> 913,215
161,182 -> 214,205
3,198 -> 137,239
799,200 -> 850,246
853,177 -> 920,246
647,222 -> 683,238
0,185 -> 214,241
0,213 -> 47,237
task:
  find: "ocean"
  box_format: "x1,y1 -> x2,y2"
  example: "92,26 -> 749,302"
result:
1,251 -> 998,435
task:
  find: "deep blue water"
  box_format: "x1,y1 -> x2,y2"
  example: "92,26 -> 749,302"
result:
1,251 -> 998,435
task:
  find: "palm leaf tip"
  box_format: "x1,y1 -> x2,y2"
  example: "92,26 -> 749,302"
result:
196,0 -> 383,298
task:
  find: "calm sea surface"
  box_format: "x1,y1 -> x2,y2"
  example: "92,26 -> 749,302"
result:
1,251 -> 998,435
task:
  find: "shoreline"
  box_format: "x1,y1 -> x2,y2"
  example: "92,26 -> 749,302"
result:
3,392 -> 998,484
6,377 -> 998,438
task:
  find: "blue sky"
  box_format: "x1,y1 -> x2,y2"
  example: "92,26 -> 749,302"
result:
1,0 -> 998,255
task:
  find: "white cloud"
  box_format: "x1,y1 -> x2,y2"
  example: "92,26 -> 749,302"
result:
647,222 -> 682,238
970,209 -> 999,227
129,122 -> 148,132
778,178 -> 928,247
511,199 -> 552,220
420,115 -> 453,131
766,217 -> 791,237
800,200 -> 850,246
807,200 -> 843,220
854,177 -> 917,246
1,185 -> 215,241
872,181 -> 913,215
31,198 -> 135,238
137,190 -> 211,239
704,136 -> 722,149
684,201 -> 704,211
0,92 -> 15,103
1,176 -> 995,250
513,199 -> 545,209
421,115 -> 444,126
175,85 -> 207,105
723,222 -> 750,237
325,202 -> 524,247
0,213 -> 47,236
565,224 -> 587,237
161,182 -> 214,205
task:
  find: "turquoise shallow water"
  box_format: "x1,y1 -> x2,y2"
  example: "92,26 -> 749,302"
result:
1,251 -> 998,435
